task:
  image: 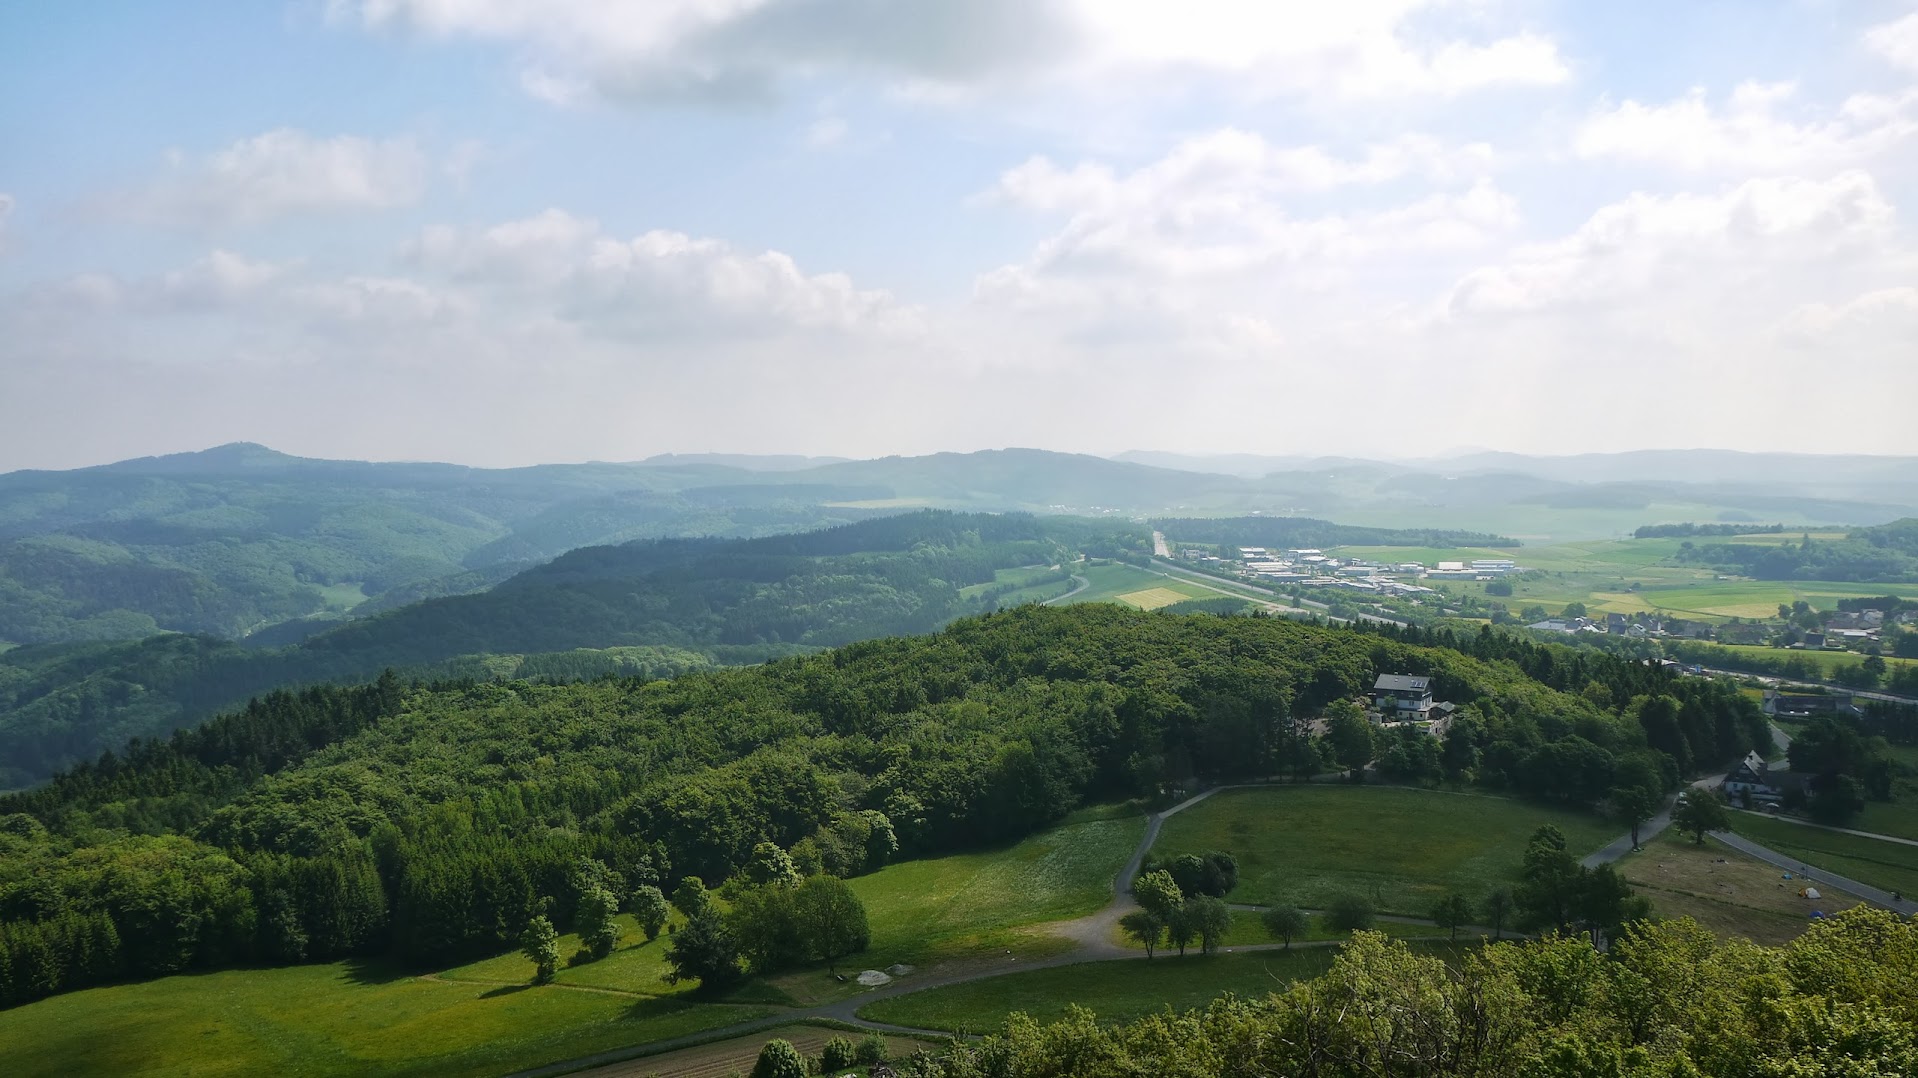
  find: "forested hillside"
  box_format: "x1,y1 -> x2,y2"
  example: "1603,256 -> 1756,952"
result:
1153,516 -> 1519,549
0,511 -> 1066,788
1673,518 -> 1918,581
0,604 -> 1768,1009
0,443 -> 890,647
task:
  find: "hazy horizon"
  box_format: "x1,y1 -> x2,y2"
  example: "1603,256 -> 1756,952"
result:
5,3 -> 1918,470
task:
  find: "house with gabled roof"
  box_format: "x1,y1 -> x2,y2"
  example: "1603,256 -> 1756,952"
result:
1372,674 -> 1434,722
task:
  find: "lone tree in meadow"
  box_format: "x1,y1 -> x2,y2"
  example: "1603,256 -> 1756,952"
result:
1187,895 -> 1233,955
1261,905 -> 1309,949
1609,785 -> 1658,850
664,908 -> 742,990
1430,893 -> 1474,941
671,876 -> 712,918
1673,791 -> 1731,845
631,884 -> 670,941
1134,869 -> 1186,922
1484,888 -> 1513,941
577,884 -> 621,959
1120,910 -> 1165,957
519,914 -> 559,984
1326,893 -> 1375,933
795,875 -> 869,973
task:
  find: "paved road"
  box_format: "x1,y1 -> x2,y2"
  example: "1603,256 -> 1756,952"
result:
1734,808 -> 1918,849
1039,573 -> 1088,605
1707,830 -> 1918,916
1580,773 -> 1727,869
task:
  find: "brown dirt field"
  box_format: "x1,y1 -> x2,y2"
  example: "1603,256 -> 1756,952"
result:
568,1023 -> 935,1078
1619,833 -> 1859,946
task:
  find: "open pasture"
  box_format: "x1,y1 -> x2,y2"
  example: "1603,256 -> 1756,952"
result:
849,804 -> 1146,965
1151,786 -> 1616,915
1617,833 -> 1859,945
0,946 -> 774,1078
857,941 -> 1475,1033
1730,814 -> 1918,898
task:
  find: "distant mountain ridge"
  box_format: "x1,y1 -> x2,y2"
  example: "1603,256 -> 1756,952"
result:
5,442 -> 1916,651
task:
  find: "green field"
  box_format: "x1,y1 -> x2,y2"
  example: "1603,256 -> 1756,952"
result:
1729,814 -> 1918,898
0,936 -> 774,1078
1617,832 -> 1861,945
1058,563 -> 1221,608
858,941 -> 1474,1033
1152,786 -> 1618,915
1706,643 -> 1918,676
960,564 -> 1061,599
849,804 -> 1146,964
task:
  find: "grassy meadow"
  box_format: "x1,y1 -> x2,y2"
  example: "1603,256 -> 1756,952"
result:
857,941 -> 1477,1033
1729,814 -> 1918,898
849,804 -> 1146,965
1151,786 -> 1618,915
0,946 -> 776,1078
1617,833 -> 1859,946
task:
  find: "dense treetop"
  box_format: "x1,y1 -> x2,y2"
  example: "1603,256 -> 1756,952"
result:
0,603 -> 1768,1009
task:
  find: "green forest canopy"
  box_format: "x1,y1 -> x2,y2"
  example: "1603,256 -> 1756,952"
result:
0,511 -> 1081,788
0,603 -> 1768,1010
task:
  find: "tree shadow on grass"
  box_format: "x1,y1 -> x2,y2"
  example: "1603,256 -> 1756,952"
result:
481,983 -> 532,999
341,955 -> 415,987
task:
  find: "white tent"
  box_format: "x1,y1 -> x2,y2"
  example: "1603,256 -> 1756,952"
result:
1803,887 -> 1822,900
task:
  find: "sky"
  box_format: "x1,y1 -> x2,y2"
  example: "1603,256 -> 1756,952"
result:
2,1 -> 1917,470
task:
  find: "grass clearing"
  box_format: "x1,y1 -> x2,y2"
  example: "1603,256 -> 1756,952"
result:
850,804 -> 1146,965
858,941 -> 1476,1033
1060,563 -> 1217,607
1617,832 -> 1859,945
1152,786 -> 1617,915
568,1023 -> 934,1078
1116,586 -> 1191,610
1729,814 -> 1918,898
0,956 -> 775,1078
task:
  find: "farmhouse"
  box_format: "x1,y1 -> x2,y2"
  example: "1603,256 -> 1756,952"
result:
1372,674 -> 1435,721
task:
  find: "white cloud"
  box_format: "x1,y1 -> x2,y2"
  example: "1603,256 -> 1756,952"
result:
984,130 -> 1496,213
1446,172 -> 1895,316
1867,10 -> 1918,72
128,129 -> 429,226
972,130 -> 1516,335
406,209 -> 919,336
1576,81 -> 1918,172
328,0 -> 1566,106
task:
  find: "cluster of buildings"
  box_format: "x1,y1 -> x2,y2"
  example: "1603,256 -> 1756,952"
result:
1528,613 -> 1715,639
1178,546 -> 1524,600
